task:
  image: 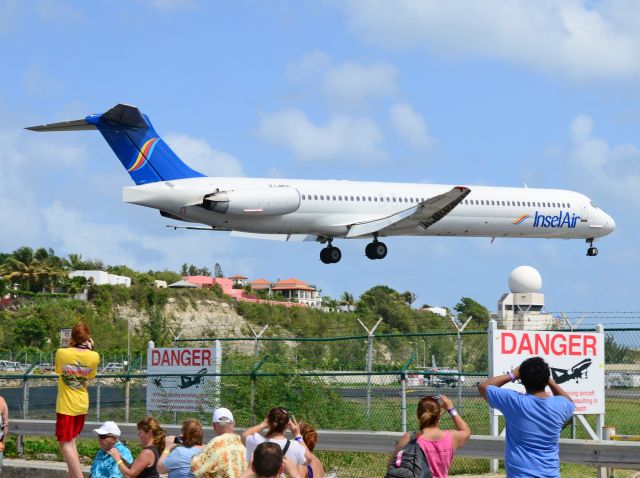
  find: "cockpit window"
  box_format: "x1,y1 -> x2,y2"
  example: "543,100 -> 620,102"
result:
590,201 -> 598,209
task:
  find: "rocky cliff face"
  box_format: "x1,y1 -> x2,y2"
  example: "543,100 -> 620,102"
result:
116,298 -> 250,339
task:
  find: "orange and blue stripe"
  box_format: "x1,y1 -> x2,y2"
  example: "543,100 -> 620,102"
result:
513,214 -> 529,225
128,137 -> 159,172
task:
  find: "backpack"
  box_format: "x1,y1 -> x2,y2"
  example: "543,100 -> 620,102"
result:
384,437 -> 433,478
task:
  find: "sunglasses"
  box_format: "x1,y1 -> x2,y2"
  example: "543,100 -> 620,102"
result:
98,434 -> 115,440
420,395 -> 442,404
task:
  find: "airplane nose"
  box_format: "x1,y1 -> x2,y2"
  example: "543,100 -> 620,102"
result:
602,211 -> 615,235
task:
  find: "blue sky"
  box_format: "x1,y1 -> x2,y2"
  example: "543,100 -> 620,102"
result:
2,0 -> 640,326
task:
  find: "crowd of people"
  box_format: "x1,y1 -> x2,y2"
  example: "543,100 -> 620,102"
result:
0,321 -> 577,478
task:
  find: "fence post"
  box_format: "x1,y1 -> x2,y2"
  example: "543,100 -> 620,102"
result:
250,355 -> 269,424
400,351 -> 417,433
487,319 -> 499,473
357,318 -> 382,420
448,314 -> 472,411
97,378 -> 101,422
249,325 -> 269,359
19,365 -> 37,456
400,373 -> 407,432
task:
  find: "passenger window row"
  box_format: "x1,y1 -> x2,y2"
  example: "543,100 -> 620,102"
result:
300,194 -> 426,203
462,199 -> 571,208
299,194 -> 571,209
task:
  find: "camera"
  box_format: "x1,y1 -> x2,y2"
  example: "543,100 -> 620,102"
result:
174,435 -> 183,444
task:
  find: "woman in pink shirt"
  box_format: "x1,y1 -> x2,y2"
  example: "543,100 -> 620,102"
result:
390,395 -> 470,478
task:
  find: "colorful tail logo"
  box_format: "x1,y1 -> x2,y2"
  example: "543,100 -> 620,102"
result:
128,137 -> 159,172
513,214 -> 529,225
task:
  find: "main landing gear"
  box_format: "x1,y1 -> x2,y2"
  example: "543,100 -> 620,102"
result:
365,238 -> 387,260
586,238 -> 598,257
320,239 -> 342,264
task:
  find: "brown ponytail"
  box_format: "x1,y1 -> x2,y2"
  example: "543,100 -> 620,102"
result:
137,416 -> 166,454
417,397 -> 441,429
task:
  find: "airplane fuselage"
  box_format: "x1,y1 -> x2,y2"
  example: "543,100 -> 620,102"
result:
28,103 -> 615,263
123,177 -> 615,240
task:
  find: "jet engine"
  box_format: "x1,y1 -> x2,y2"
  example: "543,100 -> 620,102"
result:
202,187 -> 301,216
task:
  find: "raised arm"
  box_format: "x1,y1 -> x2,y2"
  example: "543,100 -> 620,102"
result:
157,436 -> 177,474
440,395 -> 470,449
548,377 -> 573,403
477,367 -> 519,400
241,418 -> 268,445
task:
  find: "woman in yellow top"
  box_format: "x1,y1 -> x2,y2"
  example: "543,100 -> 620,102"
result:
55,321 -> 100,478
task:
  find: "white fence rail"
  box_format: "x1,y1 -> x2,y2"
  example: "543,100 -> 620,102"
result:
10,419 -> 640,470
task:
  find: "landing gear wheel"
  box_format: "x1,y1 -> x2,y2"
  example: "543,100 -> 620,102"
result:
320,246 -> 342,264
327,246 -> 342,263
320,248 -> 331,264
587,247 -> 598,257
365,241 -> 387,260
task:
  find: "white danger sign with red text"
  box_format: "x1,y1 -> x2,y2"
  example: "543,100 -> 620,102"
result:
491,330 -> 604,414
147,347 -> 219,412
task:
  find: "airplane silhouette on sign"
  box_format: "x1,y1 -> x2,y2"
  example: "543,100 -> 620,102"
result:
550,358 -> 592,385
178,368 -> 208,389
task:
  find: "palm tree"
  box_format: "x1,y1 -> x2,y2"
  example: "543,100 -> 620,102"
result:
0,257 -> 47,291
339,291 -> 356,312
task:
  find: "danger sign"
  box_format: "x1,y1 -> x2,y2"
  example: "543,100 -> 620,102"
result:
147,346 -> 220,413
490,329 -> 604,414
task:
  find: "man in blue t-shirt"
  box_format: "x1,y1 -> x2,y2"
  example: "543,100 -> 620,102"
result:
478,357 -> 575,478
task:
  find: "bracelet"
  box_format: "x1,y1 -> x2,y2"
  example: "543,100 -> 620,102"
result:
507,371 -> 516,382
294,436 -> 303,443
116,460 -> 124,466
447,407 -> 459,417
163,450 -> 171,455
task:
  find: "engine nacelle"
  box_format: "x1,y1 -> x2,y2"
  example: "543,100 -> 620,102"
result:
202,187 -> 301,216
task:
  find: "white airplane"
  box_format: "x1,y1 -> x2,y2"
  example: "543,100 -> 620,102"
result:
27,104 -> 615,264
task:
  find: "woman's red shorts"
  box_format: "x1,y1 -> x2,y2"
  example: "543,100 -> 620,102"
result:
55,413 -> 86,442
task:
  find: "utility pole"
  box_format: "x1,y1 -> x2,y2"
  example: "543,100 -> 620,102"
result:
447,314 -> 472,411
357,317 -> 383,419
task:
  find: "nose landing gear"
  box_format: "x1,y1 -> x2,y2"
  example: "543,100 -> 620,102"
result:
586,238 -> 598,257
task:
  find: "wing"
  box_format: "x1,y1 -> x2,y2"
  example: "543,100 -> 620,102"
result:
345,186 -> 471,238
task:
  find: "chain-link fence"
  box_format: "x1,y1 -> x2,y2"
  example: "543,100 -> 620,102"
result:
0,327 -> 639,476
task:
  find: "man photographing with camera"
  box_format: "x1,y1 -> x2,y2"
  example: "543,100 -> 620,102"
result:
478,356 -> 575,478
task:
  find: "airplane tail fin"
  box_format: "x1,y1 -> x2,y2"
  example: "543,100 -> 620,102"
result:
26,104 -> 204,185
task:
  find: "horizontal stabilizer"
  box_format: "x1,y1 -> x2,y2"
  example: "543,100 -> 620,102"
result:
25,119 -> 95,132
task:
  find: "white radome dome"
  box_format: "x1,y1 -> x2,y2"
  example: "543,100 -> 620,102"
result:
508,266 -> 542,293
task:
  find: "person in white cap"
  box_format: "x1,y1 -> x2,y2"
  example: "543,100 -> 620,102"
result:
89,421 -> 133,478
190,407 -> 247,478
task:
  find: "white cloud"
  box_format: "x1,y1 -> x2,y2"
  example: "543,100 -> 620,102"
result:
340,0 -> 640,81
287,52 -> 397,108
24,65 -> 64,98
164,133 -> 244,177
42,201 -> 234,271
36,0 -> 83,24
0,126 -> 90,250
390,103 -> 433,148
256,109 -> 385,162
324,61 -> 397,106
569,114 -> 640,206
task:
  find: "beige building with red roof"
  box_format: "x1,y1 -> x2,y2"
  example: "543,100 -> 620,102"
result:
271,278 -> 322,308
249,278 -> 272,291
